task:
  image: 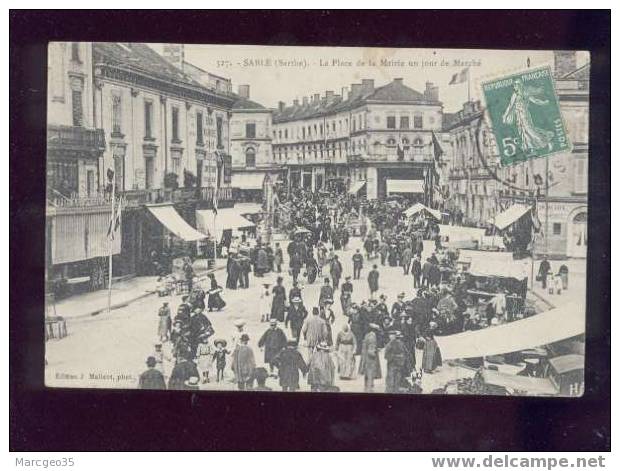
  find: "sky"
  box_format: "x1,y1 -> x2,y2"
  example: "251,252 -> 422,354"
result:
151,44 -> 589,114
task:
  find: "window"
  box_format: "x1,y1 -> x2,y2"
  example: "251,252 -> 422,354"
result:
195,111 -> 204,144
414,114 -> 423,129
245,148 -> 256,167
319,124 -> 323,136
553,223 -> 562,235
574,158 -> 587,194
302,127 -> 306,139
278,130 -> 282,139
86,170 -> 95,196
144,101 -> 153,139
246,122 -> 256,138
71,42 -> 81,62
352,119 -> 356,132
72,90 -> 83,126
216,117 -> 223,148
400,116 -> 410,129
171,151 -> 182,175
285,129 -> 288,139
171,107 -> 180,142
387,116 -> 396,129
332,122 -> 336,132
112,94 -> 122,135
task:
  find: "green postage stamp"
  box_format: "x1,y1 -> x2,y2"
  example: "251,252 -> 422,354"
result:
482,66 -> 571,166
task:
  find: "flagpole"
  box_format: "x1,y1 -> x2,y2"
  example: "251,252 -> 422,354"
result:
108,173 -> 116,313
467,67 -> 471,102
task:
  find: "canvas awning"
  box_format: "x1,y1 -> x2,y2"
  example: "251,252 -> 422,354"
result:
438,224 -> 486,243
348,180 -> 366,195
468,259 -> 529,279
490,204 -> 532,231
386,179 -> 424,194
232,172 -> 267,190
404,203 -> 441,220
196,208 -> 255,241
234,202 -> 263,214
435,302 -> 585,360
148,205 -> 207,241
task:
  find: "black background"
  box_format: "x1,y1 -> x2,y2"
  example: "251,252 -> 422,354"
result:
10,10 -> 611,451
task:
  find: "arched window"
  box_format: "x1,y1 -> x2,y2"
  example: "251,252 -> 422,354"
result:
402,137 -> 410,145
387,137 -> 396,146
245,147 -> 256,167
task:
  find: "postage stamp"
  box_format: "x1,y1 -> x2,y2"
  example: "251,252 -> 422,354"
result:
481,66 -> 571,166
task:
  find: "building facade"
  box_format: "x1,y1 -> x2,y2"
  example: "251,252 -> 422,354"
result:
444,51 -> 589,258
272,78 -> 443,203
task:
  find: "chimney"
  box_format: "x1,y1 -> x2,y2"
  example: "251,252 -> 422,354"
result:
350,83 -> 363,99
424,81 -> 439,102
293,99 -> 299,107
393,77 -> 404,84
302,96 -> 309,106
361,79 -> 375,94
554,51 -> 577,78
161,43 -> 185,72
325,90 -> 334,100
238,84 -> 250,99
278,101 -> 285,112
313,93 -> 320,103
341,86 -> 349,100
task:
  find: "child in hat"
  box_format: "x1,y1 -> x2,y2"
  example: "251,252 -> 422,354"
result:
213,339 -> 231,382
195,334 -> 214,384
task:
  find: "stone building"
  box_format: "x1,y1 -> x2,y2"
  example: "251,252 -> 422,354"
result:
272,78 -> 443,203
46,42 -> 116,286
443,100 -> 501,226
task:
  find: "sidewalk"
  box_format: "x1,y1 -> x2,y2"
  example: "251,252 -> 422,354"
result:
529,258 -> 587,310
51,258 -> 228,320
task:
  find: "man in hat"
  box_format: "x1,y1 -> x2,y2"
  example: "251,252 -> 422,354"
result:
318,277 -> 334,310
367,265 -> 380,299
329,254 -> 343,291
258,320 -> 288,376
157,302 -> 171,342
391,293 -> 406,320
286,296 -> 308,341
289,281 -> 303,305
411,254 -> 422,288
259,283 -> 271,323
272,340 -> 308,392
231,333 -> 256,390
307,341 -> 336,392
359,323 -> 382,392
352,248 -> 364,280
138,356 -> 166,390
168,349 -> 200,390
340,276 -> 353,314
401,244 -> 413,276
301,307 -> 328,360
384,330 -> 408,393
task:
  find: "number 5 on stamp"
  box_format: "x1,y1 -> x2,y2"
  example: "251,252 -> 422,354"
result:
482,66 -> 571,166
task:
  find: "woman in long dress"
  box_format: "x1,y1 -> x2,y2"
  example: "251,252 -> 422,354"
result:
307,342 -> 336,392
335,324 -> 357,379
421,333 -> 442,373
207,274 -> 226,312
271,277 -> 287,322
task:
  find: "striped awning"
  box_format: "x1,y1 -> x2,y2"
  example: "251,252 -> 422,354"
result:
490,204 -> 532,231
348,180 -> 366,195
148,205 -> 207,241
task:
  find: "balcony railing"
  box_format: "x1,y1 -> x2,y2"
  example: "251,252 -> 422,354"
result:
348,151 -> 435,163
123,186 -> 234,208
47,125 -> 106,153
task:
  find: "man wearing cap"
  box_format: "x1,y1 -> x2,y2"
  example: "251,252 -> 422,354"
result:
352,248 -> 364,280
359,323 -> 382,392
272,340 -> 308,392
384,331 -> 408,393
286,297 -> 308,341
138,356 -> 166,390
231,333 -> 256,390
258,320 -> 288,376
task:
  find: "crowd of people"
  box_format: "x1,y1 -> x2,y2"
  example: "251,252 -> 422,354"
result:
139,190 -> 538,394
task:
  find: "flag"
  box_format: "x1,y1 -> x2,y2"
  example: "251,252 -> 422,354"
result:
449,67 -> 469,85
107,198 -> 122,240
431,131 -> 444,162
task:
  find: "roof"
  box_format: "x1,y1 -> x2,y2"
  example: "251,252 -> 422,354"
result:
548,354 -> 585,374
93,42 -> 204,88
559,63 -> 590,81
273,79 -> 439,124
231,94 -> 267,111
